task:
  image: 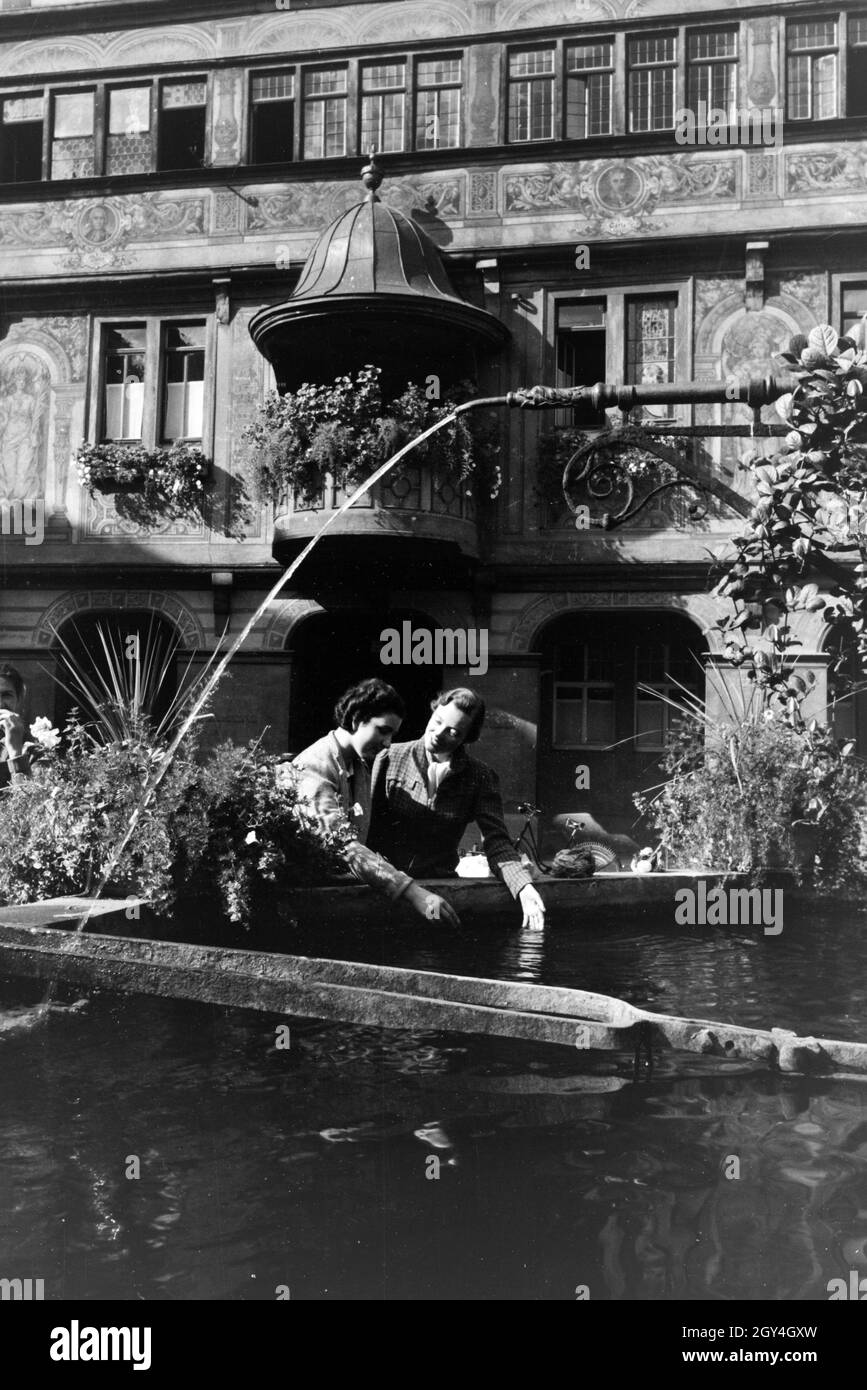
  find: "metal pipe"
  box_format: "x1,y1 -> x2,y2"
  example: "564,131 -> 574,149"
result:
502,374 -> 795,412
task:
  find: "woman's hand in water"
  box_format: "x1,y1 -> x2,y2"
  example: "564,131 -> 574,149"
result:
405,882 -> 461,928
0,708 -> 27,759
518,883 -> 546,932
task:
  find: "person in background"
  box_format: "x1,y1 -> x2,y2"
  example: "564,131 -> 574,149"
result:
369,687 -> 547,931
291,678 -> 460,926
0,663 -> 32,787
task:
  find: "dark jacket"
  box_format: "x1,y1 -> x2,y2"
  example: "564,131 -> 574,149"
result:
369,737 -> 532,897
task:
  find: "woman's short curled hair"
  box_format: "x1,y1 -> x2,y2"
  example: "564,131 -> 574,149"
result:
430,687 -> 485,743
0,663 -> 24,701
335,678 -> 406,732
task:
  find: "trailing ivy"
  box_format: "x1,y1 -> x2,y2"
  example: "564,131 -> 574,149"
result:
244,364 -> 501,505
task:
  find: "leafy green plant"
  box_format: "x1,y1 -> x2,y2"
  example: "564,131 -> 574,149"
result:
0,716 -> 200,910
713,318 -> 867,699
74,441 -> 210,520
174,743 -> 355,925
244,364 -> 501,505
634,670 -> 867,886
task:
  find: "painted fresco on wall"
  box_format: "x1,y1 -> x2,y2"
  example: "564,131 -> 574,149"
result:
0,352 -> 50,497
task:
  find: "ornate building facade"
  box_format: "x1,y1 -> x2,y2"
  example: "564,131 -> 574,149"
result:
1,0 -> 864,834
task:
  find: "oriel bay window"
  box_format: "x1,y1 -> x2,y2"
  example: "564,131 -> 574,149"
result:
98,320 -> 208,447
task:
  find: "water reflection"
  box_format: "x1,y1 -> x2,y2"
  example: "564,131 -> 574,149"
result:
1,905 -> 866,1299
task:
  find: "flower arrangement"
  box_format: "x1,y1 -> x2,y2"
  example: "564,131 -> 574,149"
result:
73,441 -> 210,520
244,364 -> 501,505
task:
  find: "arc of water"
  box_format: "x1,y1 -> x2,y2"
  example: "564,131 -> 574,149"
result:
66,402 -> 498,939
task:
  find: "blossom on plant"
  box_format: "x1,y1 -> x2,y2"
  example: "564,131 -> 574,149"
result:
29,717 -> 61,750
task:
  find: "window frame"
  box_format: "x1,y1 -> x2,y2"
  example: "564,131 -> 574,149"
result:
0,74 -> 210,183
89,316 -> 213,456
627,30 -> 679,134
552,641 -> 617,750
546,282 -> 690,428
413,52 -> 464,152
785,14 -> 841,122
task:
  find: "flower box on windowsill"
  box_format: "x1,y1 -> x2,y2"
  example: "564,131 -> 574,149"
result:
73,442 -> 211,517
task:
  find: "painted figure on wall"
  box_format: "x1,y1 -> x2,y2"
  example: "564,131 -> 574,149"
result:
0,353 -> 50,497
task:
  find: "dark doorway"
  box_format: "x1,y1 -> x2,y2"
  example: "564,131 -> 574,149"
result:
287,610 -> 443,754
52,611 -> 180,735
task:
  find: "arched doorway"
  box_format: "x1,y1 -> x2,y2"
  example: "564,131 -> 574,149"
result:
286,609 -> 443,753
535,610 -> 707,836
52,610 -> 181,735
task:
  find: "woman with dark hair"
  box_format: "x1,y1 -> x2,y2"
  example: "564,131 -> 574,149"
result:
291,678 -> 460,926
0,663 -> 32,787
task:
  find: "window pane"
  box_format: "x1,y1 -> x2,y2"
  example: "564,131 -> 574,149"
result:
252,72 -> 295,102
566,42 -> 613,70
362,62 -> 405,91
161,81 -> 207,109
567,70 -> 612,137
166,324 -> 205,351
636,699 -> 665,746
627,298 -> 675,385
53,91 -> 94,138
852,18 -> 867,46
815,52 -> 838,117
304,69 -> 347,97
3,96 -> 44,123
416,86 -> 460,149
417,57 -> 461,86
509,49 -> 555,77
789,20 -> 837,50
843,285 -> 867,334
688,29 -> 736,60
109,87 -> 150,135
107,87 -> 151,176
628,35 -> 676,65
554,699 -> 583,745
586,693 -> 614,744
787,53 -> 811,119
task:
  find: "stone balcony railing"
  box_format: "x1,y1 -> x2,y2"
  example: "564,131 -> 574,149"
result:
271,464 -> 479,583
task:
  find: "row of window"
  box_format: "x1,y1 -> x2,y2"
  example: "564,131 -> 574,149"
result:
2,15 -> 867,181
92,282 -> 867,449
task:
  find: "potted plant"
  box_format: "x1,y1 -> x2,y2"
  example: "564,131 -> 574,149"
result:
243,364 -> 501,507
74,441 -> 211,519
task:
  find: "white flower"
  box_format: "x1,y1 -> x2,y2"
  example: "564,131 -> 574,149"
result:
29,717 -> 61,750
245,830 -> 259,845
